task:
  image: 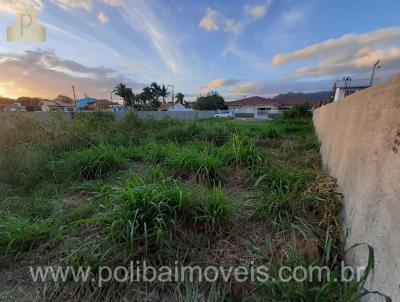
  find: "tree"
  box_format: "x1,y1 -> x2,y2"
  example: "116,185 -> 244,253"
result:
150,82 -> 161,103
282,103 -> 313,119
159,85 -> 170,104
54,95 -> 74,104
193,91 -> 226,110
176,93 -> 184,104
113,83 -> 132,107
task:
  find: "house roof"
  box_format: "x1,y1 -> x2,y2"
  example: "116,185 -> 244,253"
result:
0,102 -> 24,108
226,96 -> 273,107
41,101 -> 75,107
226,96 -> 305,107
159,103 -> 175,110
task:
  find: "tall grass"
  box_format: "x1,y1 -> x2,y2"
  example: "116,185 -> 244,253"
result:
0,216 -> 58,254
0,113 -> 389,301
52,144 -> 129,180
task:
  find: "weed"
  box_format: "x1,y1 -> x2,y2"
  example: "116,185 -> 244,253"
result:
0,216 -> 58,254
199,185 -> 232,227
53,144 -> 128,180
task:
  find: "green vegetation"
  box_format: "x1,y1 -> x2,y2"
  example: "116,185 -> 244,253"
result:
0,112 -> 389,301
283,102 -> 313,119
193,91 -> 226,110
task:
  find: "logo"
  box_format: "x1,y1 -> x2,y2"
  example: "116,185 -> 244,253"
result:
7,8 -> 46,42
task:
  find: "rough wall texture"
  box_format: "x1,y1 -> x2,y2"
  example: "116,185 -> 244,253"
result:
313,76 -> 400,301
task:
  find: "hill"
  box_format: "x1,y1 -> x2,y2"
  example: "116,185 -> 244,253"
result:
273,91 -> 332,104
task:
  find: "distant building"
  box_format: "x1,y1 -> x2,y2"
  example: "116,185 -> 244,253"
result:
76,97 -> 97,111
226,96 -> 299,119
40,101 -> 75,112
109,104 -> 126,112
0,102 -> 26,112
159,102 -> 192,111
333,78 -> 371,101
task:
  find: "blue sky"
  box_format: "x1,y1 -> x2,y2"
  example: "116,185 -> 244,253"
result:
0,0 -> 399,101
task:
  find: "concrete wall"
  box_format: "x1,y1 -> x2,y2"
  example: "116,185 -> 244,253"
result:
0,110 -> 216,122
313,76 -> 400,300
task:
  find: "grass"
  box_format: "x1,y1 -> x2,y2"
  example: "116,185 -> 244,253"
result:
0,112 -> 389,301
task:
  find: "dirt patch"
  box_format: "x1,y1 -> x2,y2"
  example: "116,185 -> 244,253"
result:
61,191 -> 89,210
224,166 -> 252,194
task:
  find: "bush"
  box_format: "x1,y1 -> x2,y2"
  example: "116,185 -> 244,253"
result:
283,103 -> 313,119
193,91 -> 226,110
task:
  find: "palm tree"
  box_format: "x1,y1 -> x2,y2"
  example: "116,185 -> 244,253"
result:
176,93 -> 184,104
159,85 -> 170,104
150,82 -> 162,103
113,83 -> 131,106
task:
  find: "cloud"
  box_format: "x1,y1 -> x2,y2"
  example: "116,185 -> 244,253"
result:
0,49 -> 144,99
224,19 -> 244,34
201,78 -> 240,92
0,0 -> 44,13
273,27 -> 400,65
281,8 -> 305,28
51,0 -> 92,11
229,82 -> 261,95
97,12 -> 109,24
244,1 -> 271,20
227,78 -> 336,98
273,27 -> 400,78
295,47 -> 400,77
199,2 -> 271,34
102,0 -> 120,6
119,0 -> 183,74
199,8 -> 220,31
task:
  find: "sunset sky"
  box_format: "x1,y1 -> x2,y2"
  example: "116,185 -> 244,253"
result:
0,0 -> 399,100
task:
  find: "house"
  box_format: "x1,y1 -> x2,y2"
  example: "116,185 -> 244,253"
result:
109,104 -> 126,112
333,78 -> 371,101
159,102 -> 192,111
0,102 -> 26,112
226,96 -> 298,119
40,100 -> 76,112
76,97 -> 97,111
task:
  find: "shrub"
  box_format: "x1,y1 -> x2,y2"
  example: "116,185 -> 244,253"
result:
283,103 -> 313,119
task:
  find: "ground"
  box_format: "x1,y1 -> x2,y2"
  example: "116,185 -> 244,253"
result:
0,112 -> 377,301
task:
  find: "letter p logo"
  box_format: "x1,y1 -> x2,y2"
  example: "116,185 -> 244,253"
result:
7,8 -> 46,42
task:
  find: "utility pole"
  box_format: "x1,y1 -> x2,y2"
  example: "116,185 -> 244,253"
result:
72,85 -> 77,112
370,60 -> 381,86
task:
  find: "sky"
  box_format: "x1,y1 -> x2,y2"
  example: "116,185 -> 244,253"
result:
0,0 -> 399,101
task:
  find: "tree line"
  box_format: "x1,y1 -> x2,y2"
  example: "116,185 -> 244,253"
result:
114,82 -> 226,111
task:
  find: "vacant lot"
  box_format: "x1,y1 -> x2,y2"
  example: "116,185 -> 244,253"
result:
0,113 -> 378,301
